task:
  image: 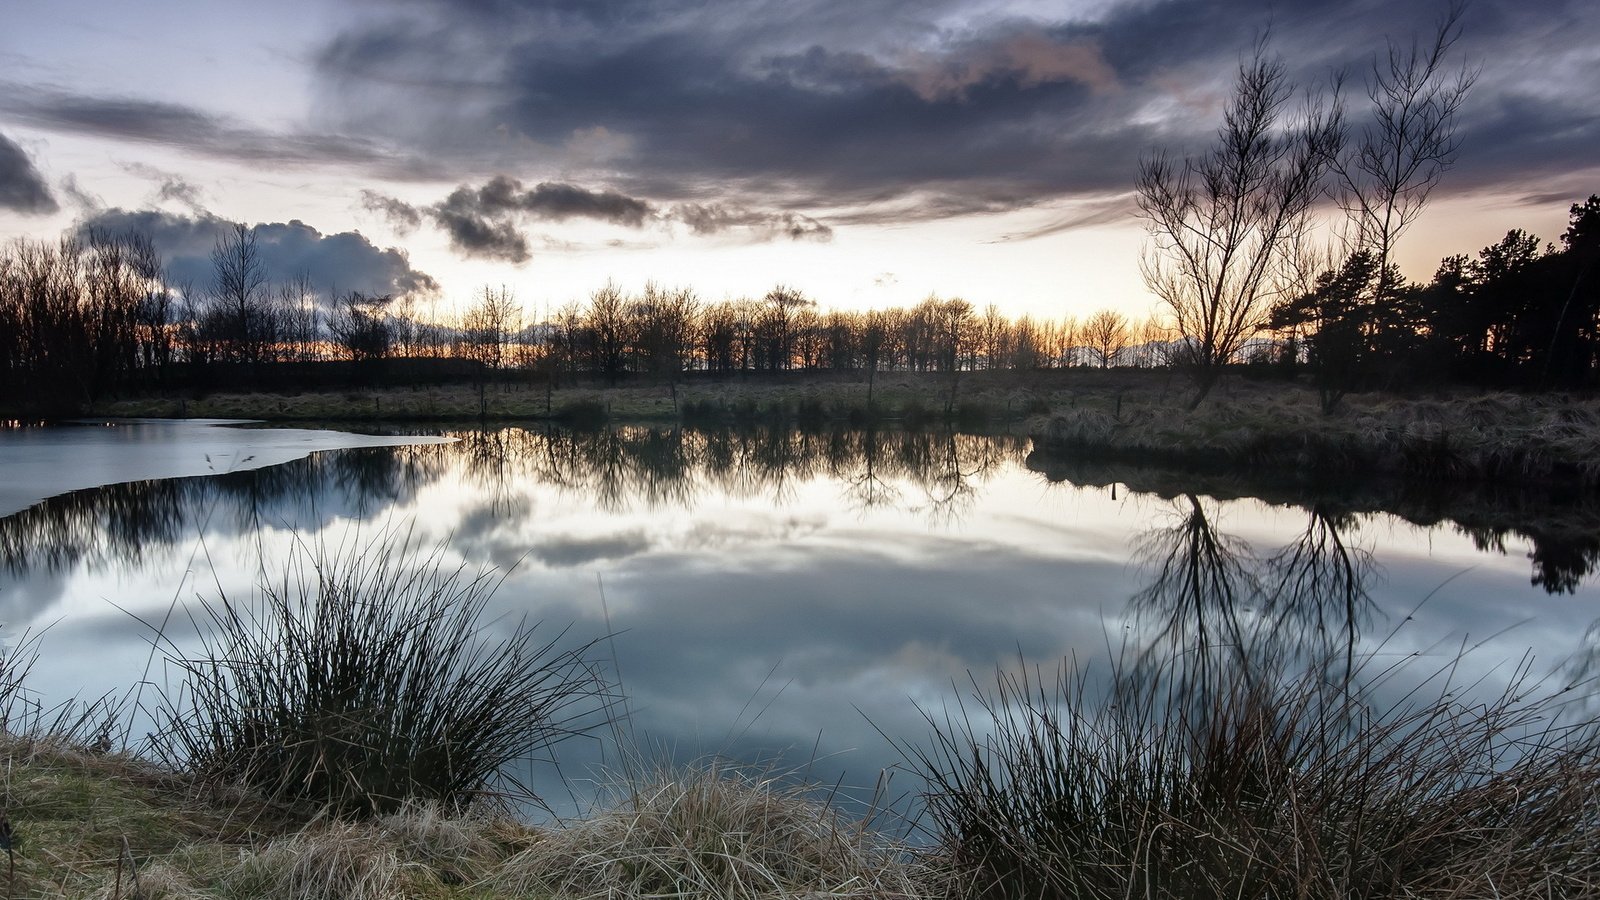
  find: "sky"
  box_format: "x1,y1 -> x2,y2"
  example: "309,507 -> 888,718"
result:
1,0 -> 1596,321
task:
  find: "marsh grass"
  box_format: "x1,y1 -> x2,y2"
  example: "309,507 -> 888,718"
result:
90,370 -> 1076,429
1036,389 -> 1600,487
148,530 -> 614,818
904,650 -> 1600,900
490,761 -> 924,899
0,628 -> 124,749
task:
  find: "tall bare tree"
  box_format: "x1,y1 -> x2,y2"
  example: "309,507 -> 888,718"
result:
1333,3 -> 1473,280
205,222 -> 275,364
460,284 -> 521,380
1138,44 -> 1341,407
586,280 -> 627,383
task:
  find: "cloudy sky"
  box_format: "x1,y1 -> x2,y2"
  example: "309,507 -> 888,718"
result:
1,0 -> 1595,319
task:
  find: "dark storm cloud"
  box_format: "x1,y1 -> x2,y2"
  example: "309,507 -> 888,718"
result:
0,130 -> 58,214
360,189 -> 424,234
363,177 -> 656,262
75,208 -> 438,299
520,181 -> 654,225
364,178 -> 830,260
0,85 -> 436,179
432,203 -> 531,262
310,0 -> 1600,218
672,204 -> 833,241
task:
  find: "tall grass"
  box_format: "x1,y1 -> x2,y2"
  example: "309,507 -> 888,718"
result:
0,628 -> 122,747
148,530 -> 613,817
904,651 -> 1600,899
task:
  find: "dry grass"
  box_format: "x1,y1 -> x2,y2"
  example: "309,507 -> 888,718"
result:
87,370 -> 1092,427
489,763 -> 925,899
148,528 -> 613,818
1035,387 -> 1600,487
0,742 -> 928,900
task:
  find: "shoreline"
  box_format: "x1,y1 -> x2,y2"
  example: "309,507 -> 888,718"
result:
79,372 -> 1600,492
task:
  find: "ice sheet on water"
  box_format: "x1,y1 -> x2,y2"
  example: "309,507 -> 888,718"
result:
0,418 -> 452,519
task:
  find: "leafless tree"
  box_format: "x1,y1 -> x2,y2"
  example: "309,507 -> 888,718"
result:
1137,44 -> 1341,407
1333,3 -> 1473,280
328,291 -> 393,362
586,280 -> 627,383
1083,308 -> 1132,368
758,284 -> 811,370
460,284 -> 521,380
278,272 -> 319,362
205,222 -> 275,364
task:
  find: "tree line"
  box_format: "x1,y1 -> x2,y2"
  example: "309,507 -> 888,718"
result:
1268,197 -> 1600,406
3,189 -> 1597,417
0,222 -> 1176,413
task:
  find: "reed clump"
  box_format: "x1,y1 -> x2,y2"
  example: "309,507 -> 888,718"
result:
148,530 -> 614,818
905,654 -> 1600,900
489,762 -> 924,899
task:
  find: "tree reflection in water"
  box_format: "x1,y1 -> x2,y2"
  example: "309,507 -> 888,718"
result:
0,425 -> 1028,583
1128,495 -> 1379,709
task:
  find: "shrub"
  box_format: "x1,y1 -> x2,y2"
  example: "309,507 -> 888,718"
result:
552,397 -> 608,425
149,531 -> 612,817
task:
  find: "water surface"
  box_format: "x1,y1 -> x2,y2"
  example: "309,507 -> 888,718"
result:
2,421 -> 1596,819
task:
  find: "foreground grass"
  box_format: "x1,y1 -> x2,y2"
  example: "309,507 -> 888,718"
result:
0,739 -> 922,899
10,652 -> 1600,900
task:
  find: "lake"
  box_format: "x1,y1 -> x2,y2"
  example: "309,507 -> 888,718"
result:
2,419 -> 1597,822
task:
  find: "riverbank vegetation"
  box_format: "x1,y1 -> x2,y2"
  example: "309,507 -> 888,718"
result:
6,630 -> 1599,898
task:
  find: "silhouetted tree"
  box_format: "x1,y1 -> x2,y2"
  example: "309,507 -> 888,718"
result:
329,291 -> 393,364
1083,309 -> 1131,369
460,285 -> 520,383
203,222 -> 276,365
1138,45 -> 1340,407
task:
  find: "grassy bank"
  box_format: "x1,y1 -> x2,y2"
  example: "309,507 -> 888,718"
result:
84,370 -> 1070,428
8,652 -> 1600,899
1033,386 -> 1600,488
0,737 -> 921,899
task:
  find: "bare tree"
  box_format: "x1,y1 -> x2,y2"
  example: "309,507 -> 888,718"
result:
278,272 -> 319,362
328,291 -> 393,363
1333,3 -> 1473,279
1137,44 -> 1341,407
1083,308 -> 1132,368
586,280 -> 627,383
460,284 -> 521,381
758,284 -> 811,370
205,222 -> 275,364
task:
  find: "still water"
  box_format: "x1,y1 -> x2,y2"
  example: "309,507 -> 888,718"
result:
2,420 -> 1598,819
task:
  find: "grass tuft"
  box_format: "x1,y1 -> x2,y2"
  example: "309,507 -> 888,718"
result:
904,651 -> 1600,899
490,762 -> 924,899
148,529 -> 614,818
